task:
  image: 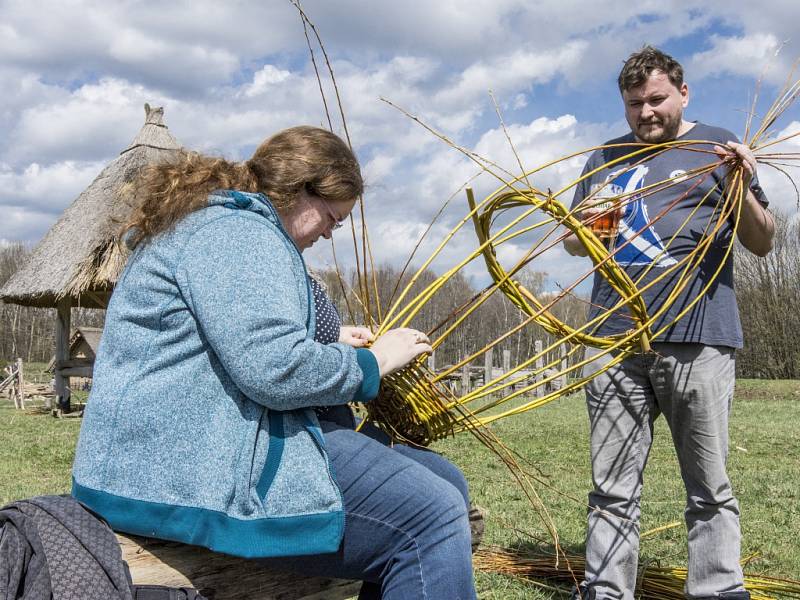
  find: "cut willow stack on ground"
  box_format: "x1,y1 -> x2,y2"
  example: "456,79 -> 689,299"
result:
474,546 -> 800,599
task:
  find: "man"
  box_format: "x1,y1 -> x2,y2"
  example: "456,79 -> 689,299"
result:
563,46 -> 774,600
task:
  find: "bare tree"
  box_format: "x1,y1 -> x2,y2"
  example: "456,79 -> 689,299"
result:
735,212 -> 800,378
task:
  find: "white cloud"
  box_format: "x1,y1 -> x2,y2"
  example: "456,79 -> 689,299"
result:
0,0 -> 798,280
243,65 -> 293,97
0,160 -> 103,214
0,157 -> 99,245
0,205 -> 57,246
0,1 -> 297,93
4,78 -> 166,166
689,33 -> 783,82
433,41 -> 588,108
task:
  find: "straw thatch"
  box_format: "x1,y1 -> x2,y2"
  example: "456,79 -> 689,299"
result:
0,104 -> 182,309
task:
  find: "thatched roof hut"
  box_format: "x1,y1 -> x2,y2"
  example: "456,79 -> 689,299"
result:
0,104 -> 181,410
0,104 -> 182,309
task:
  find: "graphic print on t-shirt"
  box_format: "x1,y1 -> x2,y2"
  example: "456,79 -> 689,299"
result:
606,165 -> 678,267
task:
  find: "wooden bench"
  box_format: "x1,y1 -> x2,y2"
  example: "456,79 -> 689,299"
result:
118,534 -> 360,600
118,507 -> 484,599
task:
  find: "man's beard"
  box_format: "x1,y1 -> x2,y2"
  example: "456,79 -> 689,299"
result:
635,113 -> 682,143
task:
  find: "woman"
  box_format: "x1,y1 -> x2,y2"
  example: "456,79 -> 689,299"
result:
72,126 -> 477,599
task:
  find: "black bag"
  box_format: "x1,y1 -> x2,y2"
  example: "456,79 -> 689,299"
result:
131,585 -> 207,600
0,495 -> 133,599
0,495 -> 207,600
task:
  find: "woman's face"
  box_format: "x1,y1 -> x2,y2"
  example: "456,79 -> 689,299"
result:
281,189 -> 355,251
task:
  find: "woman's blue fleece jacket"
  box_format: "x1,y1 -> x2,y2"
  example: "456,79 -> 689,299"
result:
71,191 -> 380,558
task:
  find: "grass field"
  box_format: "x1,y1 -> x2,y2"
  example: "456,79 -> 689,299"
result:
1,377 -> 798,598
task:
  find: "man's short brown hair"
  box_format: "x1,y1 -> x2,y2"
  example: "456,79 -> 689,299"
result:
618,45 -> 684,93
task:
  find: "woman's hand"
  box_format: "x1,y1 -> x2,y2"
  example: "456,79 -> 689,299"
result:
369,328 -> 432,378
339,326 -> 375,348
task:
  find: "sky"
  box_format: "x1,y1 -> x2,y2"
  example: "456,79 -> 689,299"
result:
2,0 -> 799,292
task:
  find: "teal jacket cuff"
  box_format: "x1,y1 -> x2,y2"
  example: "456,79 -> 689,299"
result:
354,348 -> 380,402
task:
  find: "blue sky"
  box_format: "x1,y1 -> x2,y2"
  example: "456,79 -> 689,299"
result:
1,0 -> 798,290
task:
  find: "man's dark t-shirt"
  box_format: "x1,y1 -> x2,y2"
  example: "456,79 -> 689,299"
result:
571,122 -> 768,349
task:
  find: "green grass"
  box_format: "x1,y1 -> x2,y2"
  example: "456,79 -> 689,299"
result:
1,379 -> 798,598
0,404 -> 81,503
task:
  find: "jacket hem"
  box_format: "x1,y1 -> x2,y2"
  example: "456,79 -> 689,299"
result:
72,479 -> 343,559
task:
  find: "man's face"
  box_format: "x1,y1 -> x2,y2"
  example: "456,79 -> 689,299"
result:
622,70 -> 689,143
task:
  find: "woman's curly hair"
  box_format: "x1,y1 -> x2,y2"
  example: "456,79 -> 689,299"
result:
122,126 -> 363,248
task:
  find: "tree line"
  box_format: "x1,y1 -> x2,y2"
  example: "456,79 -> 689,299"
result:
314,263 -> 586,374
2,215 -> 799,379
734,213 -> 800,379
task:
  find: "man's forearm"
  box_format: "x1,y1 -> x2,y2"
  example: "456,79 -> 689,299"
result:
736,189 -> 775,257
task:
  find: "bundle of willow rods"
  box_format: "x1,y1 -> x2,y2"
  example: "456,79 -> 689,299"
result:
362,124 -> 800,443
362,143 -> 741,444
474,546 -> 800,599
365,360 -> 456,446
359,71 -> 800,444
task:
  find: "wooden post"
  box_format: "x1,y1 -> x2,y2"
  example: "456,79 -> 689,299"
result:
15,358 -> 24,410
534,340 -> 544,398
483,348 -> 493,388
501,349 -> 511,394
52,298 -> 71,413
498,349 -> 510,395
461,363 -> 470,395
559,343 -> 568,389
5,365 -> 19,409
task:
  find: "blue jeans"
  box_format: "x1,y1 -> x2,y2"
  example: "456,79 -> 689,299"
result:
581,344 -> 745,600
260,407 -> 477,600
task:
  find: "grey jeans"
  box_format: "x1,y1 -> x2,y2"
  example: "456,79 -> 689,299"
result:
581,343 -> 746,600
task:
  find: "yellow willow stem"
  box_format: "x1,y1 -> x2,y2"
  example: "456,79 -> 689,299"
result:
612,163 -> 737,339
383,141 -> 712,341
469,188 -> 651,351
460,326 -> 637,421
641,521 -> 682,539
477,154 -> 729,362
363,225 -> 383,326
464,159 -> 746,424
595,165 -> 727,331
377,185 -> 524,332
460,350 -> 626,427
429,198 -> 609,379
459,298 -> 671,423
459,344 -> 584,411
380,191 -> 546,333
650,170 -> 744,339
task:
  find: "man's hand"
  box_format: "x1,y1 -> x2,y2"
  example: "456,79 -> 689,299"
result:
563,202 -> 624,257
338,326 -> 375,348
714,141 -> 757,190
714,141 -> 774,257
